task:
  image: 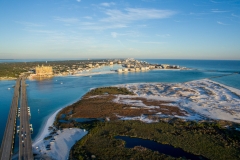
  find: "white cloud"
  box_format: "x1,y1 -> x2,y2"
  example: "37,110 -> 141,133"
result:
141,41 -> 165,44
101,8 -> 176,23
189,12 -> 209,16
217,21 -> 229,25
81,24 -> 127,30
231,13 -> 240,18
54,17 -> 79,23
110,32 -> 127,38
84,16 -> 93,20
128,39 -> 165,44
210,0 -> 222,3
142,0 -> 155,2
15,21 -> 44,27
111,32 -> 118,38
156,34 -> 171,38
211,9 -> 229,13
76,0 -> 81,2
100,2 -> 115,7
25,29 -> 55,34
81,22 -> 95,25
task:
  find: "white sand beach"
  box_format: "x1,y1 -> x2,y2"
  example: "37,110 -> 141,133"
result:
33,108 -> 62,146
33,128 -> 87,160
32,109 -> 88,160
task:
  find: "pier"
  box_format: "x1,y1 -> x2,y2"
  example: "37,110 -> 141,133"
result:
0,78 -> 33,160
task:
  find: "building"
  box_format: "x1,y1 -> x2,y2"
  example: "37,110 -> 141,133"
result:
161,64 -> 170,69
35,65 -> 53,77
117,69 -> 123,72
123,68 -> 128,72
88,64 -> 93,68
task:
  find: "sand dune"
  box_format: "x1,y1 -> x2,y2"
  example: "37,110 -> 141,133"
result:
116,79 -> 240,123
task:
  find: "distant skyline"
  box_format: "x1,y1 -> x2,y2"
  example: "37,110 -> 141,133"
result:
0,0 -> 240,60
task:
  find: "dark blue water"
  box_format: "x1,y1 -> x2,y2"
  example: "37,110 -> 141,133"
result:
116,136 -> 206,159
0,59 -> 240,146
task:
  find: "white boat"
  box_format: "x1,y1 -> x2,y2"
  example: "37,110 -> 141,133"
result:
8,88 -> 10,90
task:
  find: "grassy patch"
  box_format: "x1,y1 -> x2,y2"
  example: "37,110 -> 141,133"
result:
55,87 -> 187,128
84,87 -> 135,97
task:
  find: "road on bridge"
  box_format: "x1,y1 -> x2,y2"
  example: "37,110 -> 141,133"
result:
19,78 -> 33,160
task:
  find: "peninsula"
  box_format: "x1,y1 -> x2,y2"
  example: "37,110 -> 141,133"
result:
33,79 -> 240,160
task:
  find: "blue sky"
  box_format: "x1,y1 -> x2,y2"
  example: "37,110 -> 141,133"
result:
0,0 -> 240,60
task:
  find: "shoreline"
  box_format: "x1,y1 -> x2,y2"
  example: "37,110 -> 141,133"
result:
32,108 -> 62,145
0,68 -> 186,81
32,95 -> 86,143
32,107 -> 88,160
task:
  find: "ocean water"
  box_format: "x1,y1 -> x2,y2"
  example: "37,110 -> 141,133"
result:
0,59 -> 239,147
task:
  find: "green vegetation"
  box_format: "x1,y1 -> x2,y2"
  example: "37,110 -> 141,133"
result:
55,87 -> 136,127
0,59 -> 117,78
84,87 -> 135,97
0,62 -> 29,78
69,120 -> 240,160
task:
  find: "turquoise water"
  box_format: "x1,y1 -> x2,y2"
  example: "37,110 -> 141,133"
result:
0,60 -> 239,145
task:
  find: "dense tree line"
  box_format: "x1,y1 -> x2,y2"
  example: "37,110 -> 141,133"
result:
69,120 -> 240,160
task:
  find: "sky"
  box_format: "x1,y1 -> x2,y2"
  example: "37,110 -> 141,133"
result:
0,0 -> 240,60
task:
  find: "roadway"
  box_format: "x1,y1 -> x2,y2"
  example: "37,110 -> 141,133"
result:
0,78 -> 21,160
19,78 -> 33,160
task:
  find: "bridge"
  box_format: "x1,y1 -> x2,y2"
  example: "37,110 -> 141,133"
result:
19,78 -> 33,160
0,78 -> 33,160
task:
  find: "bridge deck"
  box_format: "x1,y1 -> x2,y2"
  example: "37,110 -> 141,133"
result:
19,78 -> 33,160
0,78 -> 21,160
